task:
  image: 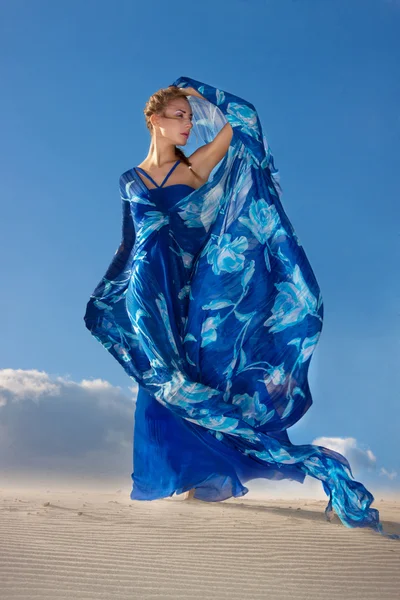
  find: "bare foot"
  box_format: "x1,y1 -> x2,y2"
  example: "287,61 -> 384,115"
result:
184,488 -> 196,500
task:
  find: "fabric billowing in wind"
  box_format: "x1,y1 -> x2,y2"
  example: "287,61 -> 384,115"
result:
84,76 -> 398,540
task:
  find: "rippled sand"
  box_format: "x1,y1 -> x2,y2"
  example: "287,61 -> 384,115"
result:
1,486 -> 399,599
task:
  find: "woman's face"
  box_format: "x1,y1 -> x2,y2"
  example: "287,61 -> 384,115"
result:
152,97 -> 193,145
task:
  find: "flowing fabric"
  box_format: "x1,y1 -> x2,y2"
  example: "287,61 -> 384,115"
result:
84,75 -> 398,539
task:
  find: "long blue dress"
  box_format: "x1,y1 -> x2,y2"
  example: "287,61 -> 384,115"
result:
131,162 -> 306,502
84,76 -> 398,539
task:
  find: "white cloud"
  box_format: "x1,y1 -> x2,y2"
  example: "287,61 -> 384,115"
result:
0,369 -> 136,478
0,368 -> 61,405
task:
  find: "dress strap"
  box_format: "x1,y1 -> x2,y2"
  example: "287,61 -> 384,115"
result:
160,160 -> 181,187
134,167 -> 159,188
135,160 -> 181,189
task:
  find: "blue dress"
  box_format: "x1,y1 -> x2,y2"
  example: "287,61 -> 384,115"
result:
131,161 -> 306,502
84,75 -> 398,539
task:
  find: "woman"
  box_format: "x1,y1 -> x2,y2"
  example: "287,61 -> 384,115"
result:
84,76 -> 396,538
131,84 -> 237,502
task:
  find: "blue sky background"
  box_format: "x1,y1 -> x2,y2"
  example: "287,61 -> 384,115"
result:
1,0 -> 399,496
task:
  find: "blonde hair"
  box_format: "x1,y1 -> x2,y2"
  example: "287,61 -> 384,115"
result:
143,85 -> 202,181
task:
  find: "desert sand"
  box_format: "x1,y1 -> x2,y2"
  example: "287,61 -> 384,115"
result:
0,485 -> 399,600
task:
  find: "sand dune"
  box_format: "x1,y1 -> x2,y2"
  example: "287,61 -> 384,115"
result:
0,487 -> 399,599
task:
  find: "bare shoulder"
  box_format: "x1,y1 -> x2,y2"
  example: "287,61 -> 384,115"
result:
188,122 -> 233,182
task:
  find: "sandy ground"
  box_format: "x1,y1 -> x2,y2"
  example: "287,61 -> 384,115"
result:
0,486 -> 399,600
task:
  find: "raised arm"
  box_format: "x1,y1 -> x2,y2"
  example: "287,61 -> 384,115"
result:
171,76 -> 282,198
177,85 -> 233,182
171,76 -> 266,167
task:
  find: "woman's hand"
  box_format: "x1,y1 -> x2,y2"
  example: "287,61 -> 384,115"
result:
176,86 -> 205,100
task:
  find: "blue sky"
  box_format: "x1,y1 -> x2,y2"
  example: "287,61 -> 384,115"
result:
1,0 -> 399,497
